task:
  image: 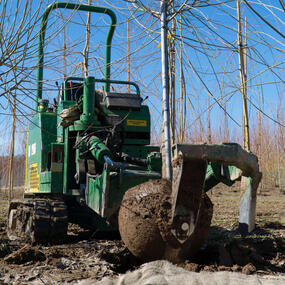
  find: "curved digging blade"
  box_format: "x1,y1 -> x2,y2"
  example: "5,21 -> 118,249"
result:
172,143 -> 262,236
170,156 -> 207,244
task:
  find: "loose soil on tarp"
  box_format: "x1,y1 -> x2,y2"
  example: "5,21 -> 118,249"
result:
0,184 -> 284,284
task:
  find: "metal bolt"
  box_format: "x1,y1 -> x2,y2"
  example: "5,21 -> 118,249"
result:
181,222 -> 189,231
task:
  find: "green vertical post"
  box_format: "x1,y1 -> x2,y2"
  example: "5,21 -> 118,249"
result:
80,76 -> 97,124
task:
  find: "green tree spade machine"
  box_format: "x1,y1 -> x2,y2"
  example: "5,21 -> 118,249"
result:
7,2 -> 261,263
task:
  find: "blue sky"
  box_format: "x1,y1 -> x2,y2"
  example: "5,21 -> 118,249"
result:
0,0 -> 284,155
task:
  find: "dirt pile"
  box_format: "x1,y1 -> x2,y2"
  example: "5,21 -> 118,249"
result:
118,179 -> 171,261
118,179 -> 213,263
4,245 -> 45,264
179,234 -> 285,275
0,243 -> 11,258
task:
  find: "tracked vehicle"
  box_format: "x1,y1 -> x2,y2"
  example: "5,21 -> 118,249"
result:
8,2 -> 261,262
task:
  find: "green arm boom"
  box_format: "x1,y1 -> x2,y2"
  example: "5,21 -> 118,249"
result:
36,1 -> 117,109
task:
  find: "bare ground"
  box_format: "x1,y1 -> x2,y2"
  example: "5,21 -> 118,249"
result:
0,184 -> 284,284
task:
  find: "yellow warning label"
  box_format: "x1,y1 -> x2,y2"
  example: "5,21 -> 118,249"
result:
28,163 -> 39,192
126,120 -> 147,127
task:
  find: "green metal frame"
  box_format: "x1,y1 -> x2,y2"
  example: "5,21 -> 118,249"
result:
25,2 -> 160,233
36,1 -> 117,109
63,77 -> 84,101
64,77 -> 141,98
94,79 -> 141,96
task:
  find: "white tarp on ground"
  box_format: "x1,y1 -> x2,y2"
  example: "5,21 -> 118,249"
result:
76,260 -> 285,285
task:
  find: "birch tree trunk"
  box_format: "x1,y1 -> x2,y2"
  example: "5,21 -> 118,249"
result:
83,0 -> 92,77
160,0 -> 172,181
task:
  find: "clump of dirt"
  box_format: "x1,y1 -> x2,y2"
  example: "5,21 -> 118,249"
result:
118,179 -> 171,262
118,179 -> 214,263
242,263 -> 256,275
179,236 -> 285,275
218,244 -> 233,266
98,246 -> 141,273
0,241 -> 11,258
4,244 -> 46,264
44,247 -> 68,266
183,261 -> 199,272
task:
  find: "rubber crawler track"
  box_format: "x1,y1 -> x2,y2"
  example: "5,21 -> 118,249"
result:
7,199 -> 68,243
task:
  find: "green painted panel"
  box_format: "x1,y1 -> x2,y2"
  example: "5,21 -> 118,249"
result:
40,172 -> 51,183
25,111 -> 57,194
39,183 -> 51,192
86,165 -> 161,222
87,171 -> 107,215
